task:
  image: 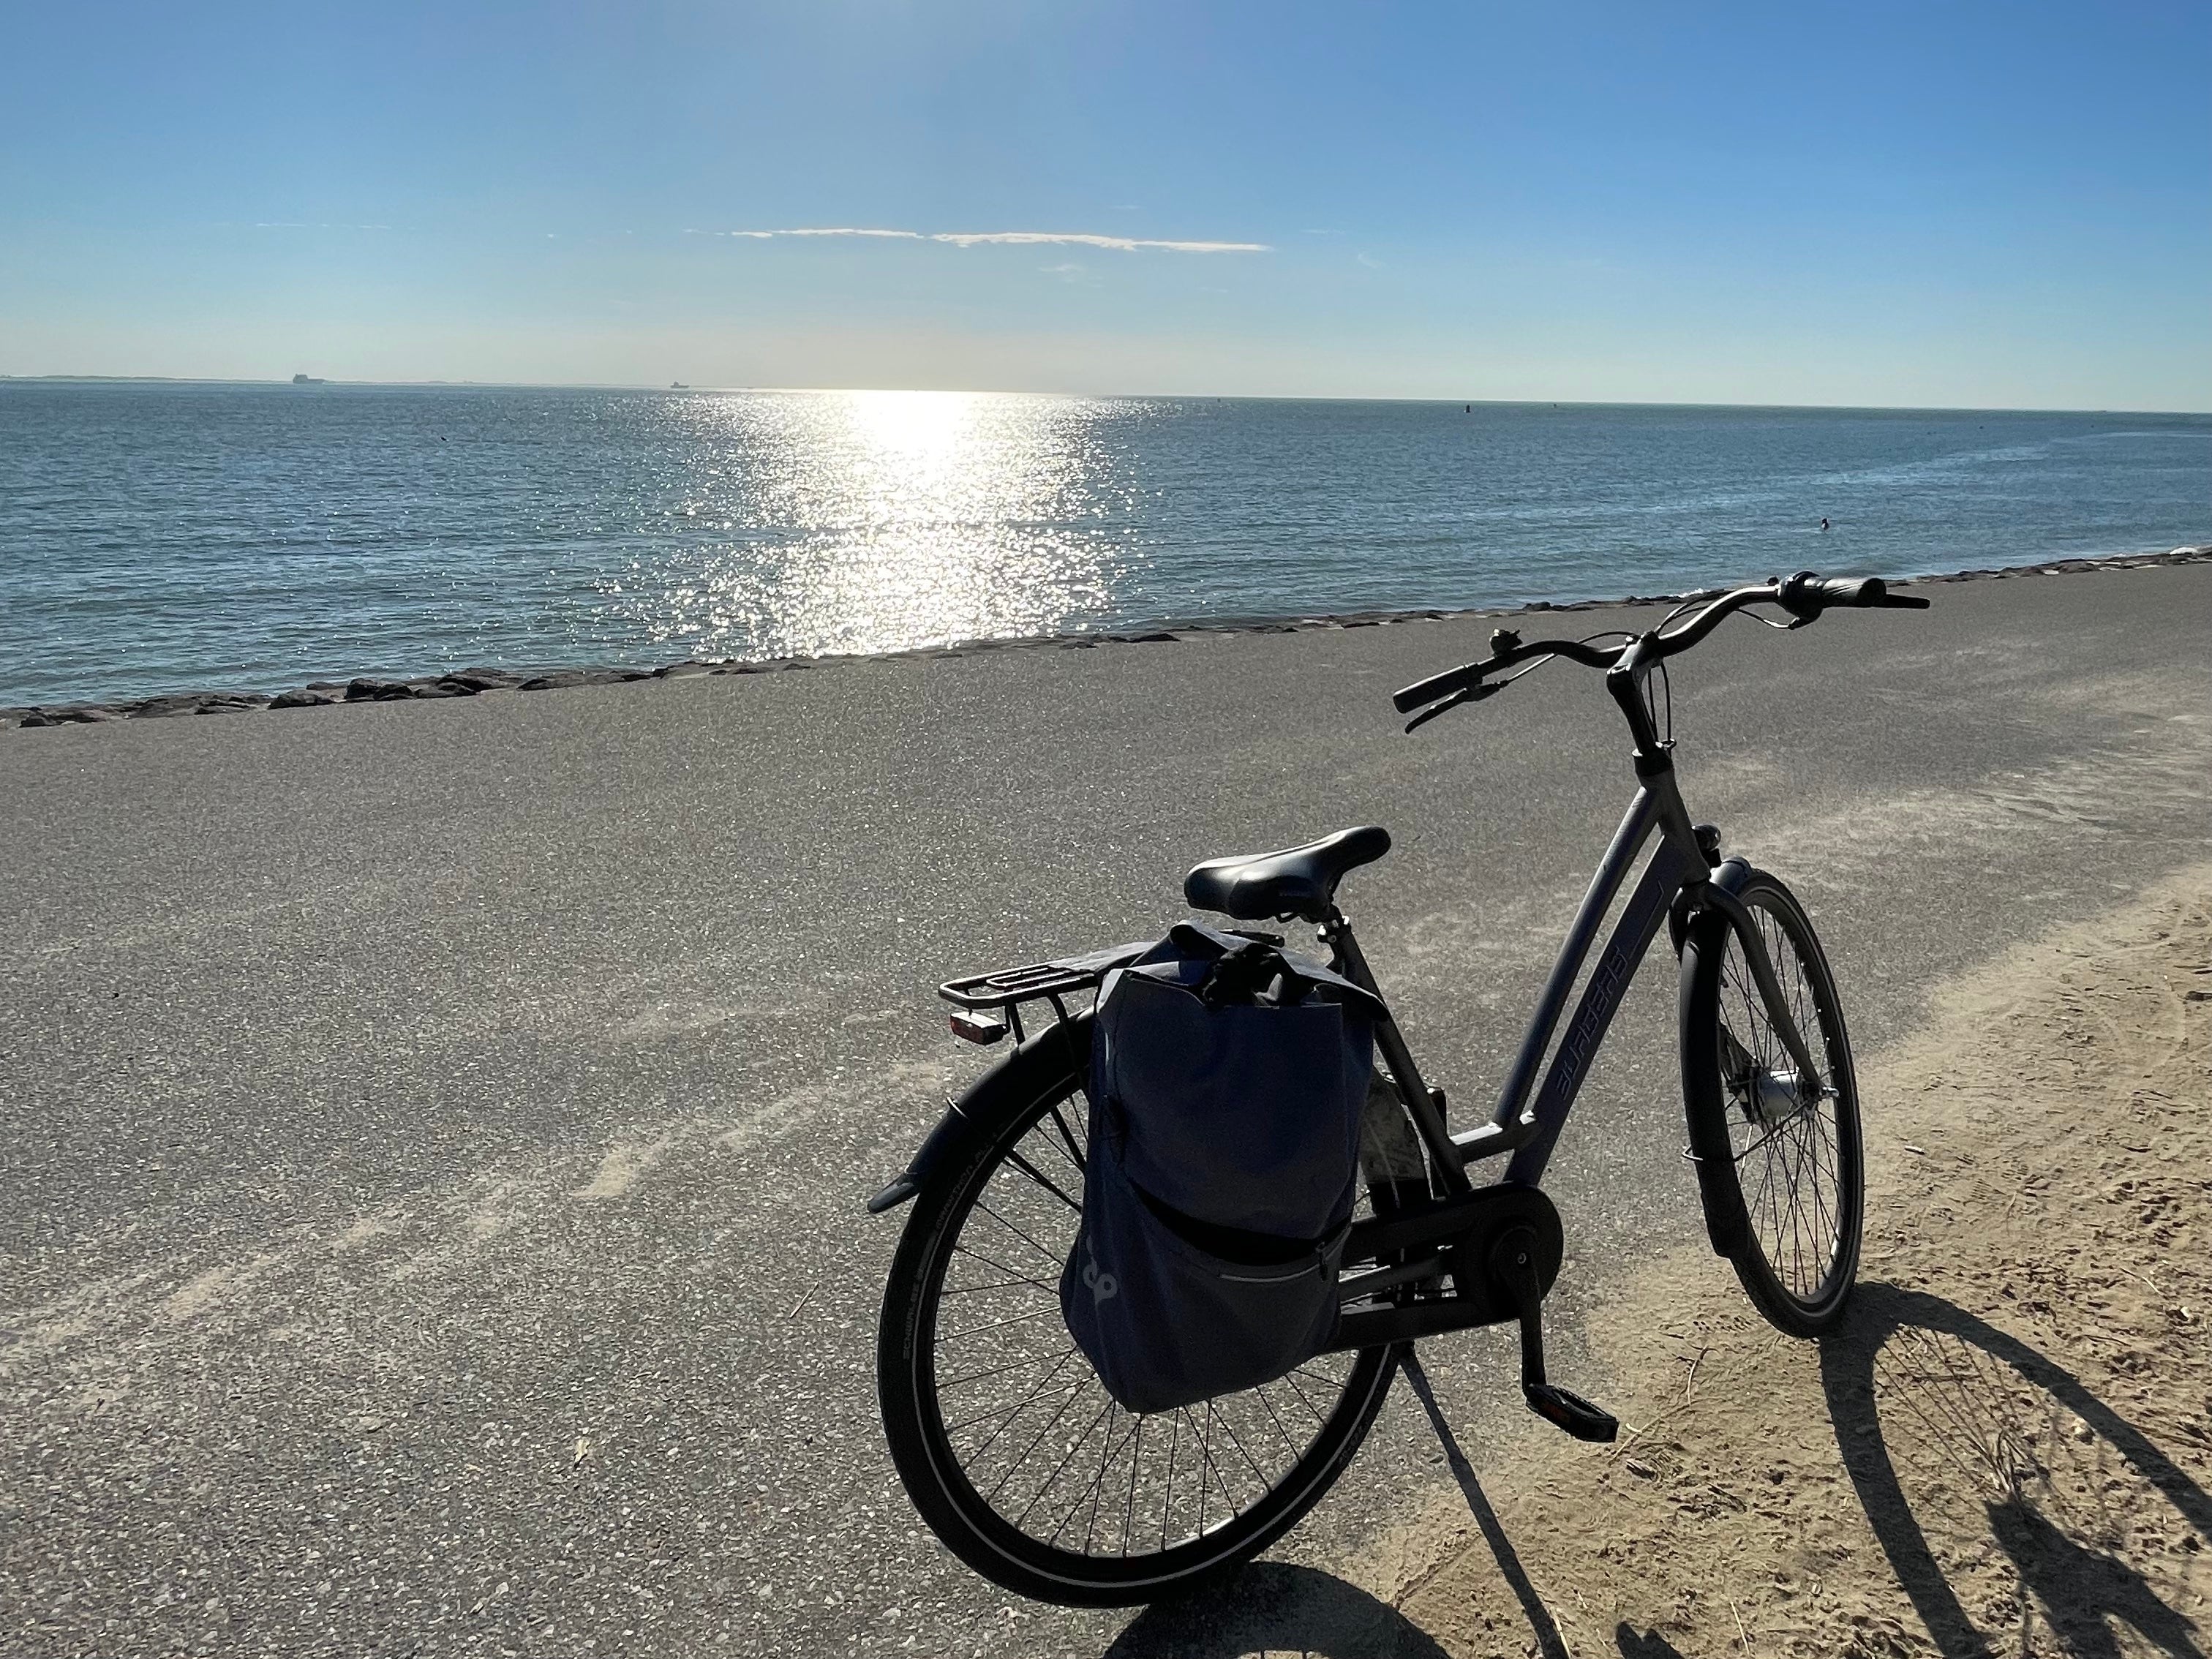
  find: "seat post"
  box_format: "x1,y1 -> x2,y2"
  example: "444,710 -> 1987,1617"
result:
1314,906 -> 1360,980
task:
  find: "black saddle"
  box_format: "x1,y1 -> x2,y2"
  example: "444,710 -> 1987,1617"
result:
1183,826 -> 1392,923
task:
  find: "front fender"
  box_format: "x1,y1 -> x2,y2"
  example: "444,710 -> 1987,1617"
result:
865,1011 -> 1094,1214
1678,857 -> 1757,1255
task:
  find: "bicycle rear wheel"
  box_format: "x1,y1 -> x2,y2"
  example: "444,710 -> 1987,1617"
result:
875,1020 -> 1399,1606
1680,869 -> 1865,1336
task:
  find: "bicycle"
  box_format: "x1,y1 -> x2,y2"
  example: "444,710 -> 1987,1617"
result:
868,569 -> 1927,1605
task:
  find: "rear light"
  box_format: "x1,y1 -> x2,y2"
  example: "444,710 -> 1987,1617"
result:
949,1011 -> 1008,1045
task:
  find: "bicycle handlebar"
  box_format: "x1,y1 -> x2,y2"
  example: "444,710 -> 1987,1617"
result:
1392,570 -> 1929,718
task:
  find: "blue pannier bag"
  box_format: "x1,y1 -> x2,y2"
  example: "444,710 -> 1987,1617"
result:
1061,922 -> 1384,1414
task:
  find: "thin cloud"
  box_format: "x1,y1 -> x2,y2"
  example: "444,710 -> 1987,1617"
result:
690,226 -> 1267,253
936,230 -> 1265,252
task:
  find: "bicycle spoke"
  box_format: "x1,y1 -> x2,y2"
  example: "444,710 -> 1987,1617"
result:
999,1144 -> 1082,1215
940,1350 -> 1066,1392
970,1198 -> 1064,1268
937,1305 -> 1062,1344
949,1344 -> 1084,1440
941,1272 -> 1060,1298
1046,1103 -> 1088,1175
949,1239 -> 1050,1286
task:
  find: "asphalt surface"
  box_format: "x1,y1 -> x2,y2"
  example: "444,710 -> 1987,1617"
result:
4,562 -> 2210,1658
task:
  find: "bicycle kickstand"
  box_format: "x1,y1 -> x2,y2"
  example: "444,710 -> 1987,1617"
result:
1489,1226 -> 1620,1444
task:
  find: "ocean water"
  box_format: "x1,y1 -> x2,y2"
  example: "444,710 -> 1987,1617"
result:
1,383 -> 2205,706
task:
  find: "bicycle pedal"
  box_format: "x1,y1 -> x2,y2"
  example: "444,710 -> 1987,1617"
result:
1522,1382 -> 1619,1443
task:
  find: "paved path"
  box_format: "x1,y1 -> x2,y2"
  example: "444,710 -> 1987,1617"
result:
4,563 -> 2208,1656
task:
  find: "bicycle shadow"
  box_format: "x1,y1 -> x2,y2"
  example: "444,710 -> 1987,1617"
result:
1102,1560 -> 1451,1659
1102,1353 -> 1516,1659
1400,1354 -> 1575,1659
1820,1281 -> 2210,1659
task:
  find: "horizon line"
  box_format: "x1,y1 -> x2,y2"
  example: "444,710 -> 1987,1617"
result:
4,375 -> 2211,419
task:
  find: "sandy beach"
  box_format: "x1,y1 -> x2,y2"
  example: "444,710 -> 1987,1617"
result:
1359,864 -> 2212,1658
4,559 -> 2210,1657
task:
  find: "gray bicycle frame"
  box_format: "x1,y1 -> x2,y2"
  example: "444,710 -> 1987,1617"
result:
1325,754 -> 1825,1204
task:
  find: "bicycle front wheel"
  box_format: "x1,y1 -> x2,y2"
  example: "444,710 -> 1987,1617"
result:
875,1019 -> 1399,1606
1680,868 -> 1865,1336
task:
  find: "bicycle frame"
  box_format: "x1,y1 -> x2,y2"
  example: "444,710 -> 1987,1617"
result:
1319,740 -> 1831,1350
1340,772 -> 1820,1181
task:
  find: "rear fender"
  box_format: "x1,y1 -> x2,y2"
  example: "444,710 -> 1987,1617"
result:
865,1012 -> 1094,1214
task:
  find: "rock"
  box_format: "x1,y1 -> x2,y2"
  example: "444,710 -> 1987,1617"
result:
519,669 -> 622,691
268,689 -> 336,710
443,670 -> 515,692
129,693 -> 214,718
346,678 -> 406,702
39,704 -> 123,723
655,662 -> 714,679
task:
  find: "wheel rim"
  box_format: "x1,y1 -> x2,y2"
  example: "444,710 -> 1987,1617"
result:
1713,895 -> 1856,1310
916,1078 -> 1380,1572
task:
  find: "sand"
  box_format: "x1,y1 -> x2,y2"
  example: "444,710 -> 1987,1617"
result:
1350,866 -> 2212,1658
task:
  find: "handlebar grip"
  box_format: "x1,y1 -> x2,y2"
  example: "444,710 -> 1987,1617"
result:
1821,575 -> 1932,610
1782,571 -> 1929,613
1816,575 -> 1886,606
1393,663 -> 1478,714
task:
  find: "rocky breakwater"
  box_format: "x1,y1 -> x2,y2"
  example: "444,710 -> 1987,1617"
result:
4,542 -> 2205,733
0,660 -> 800,729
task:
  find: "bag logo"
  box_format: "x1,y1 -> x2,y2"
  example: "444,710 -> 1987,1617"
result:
1082,1243 -> 1118,1305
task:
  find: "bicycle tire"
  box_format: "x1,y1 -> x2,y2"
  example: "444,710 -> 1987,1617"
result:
1680,868 -> 1865,1336
875,1020 -> 1399,1606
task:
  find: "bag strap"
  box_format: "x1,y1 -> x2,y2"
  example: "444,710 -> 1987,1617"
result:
1165,921 -> 1385,1015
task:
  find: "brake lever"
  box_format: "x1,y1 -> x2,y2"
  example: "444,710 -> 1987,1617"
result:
1403,681 -> 1500,733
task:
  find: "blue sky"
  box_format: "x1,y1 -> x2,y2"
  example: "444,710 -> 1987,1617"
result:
3,1 -> 2206,407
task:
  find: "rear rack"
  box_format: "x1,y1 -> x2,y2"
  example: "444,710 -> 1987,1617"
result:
938,941 -> 1151,1011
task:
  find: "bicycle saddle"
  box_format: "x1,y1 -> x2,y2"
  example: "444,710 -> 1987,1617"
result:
1183,825 -> 1392,922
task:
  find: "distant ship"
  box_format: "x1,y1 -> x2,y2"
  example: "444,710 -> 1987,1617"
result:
670,381 -> 689,389
291,374 -> 326,385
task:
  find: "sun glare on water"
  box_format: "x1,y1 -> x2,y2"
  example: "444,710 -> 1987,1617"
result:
613,389 -> 1134,663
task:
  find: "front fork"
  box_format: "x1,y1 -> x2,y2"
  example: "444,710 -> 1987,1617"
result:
1670,854 -> 1827,1099
1672,849 -> 1826,1258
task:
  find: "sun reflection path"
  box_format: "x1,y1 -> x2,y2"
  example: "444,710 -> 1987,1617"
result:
605,390 -> 1137,663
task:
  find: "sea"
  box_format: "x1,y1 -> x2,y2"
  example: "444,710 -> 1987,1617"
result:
1,381 -> 2205,707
